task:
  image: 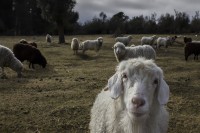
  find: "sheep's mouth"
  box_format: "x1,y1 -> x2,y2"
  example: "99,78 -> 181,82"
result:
133,112 -> 144,117
128,107 -> 147,117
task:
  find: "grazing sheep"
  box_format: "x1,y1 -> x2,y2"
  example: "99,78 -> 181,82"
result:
183,37 -> 192,43
46,34 -> 52,43
115,35 -> 133,46
80,37 -> 103,55
141,35 -> 157,46
71,38 -> 79,55
185,42 -> 200,61
156,36 -> 177,49
0,45 -> 23,78
113,42 -> 156,62
13,43 -> 47,69
19,39 -> 38,48
90,58 -> 170,133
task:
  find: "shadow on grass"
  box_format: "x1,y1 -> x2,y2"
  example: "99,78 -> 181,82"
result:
20,63 -> 58,80
76,53 -> 100,60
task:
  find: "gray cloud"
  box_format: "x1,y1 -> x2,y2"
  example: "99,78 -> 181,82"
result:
74,0 -> 200,23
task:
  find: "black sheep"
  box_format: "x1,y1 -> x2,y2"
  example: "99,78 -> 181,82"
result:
13,43 -> 47,69
185,42 -> 200,61
183,37 -> 192,43
28,42 -> 37,48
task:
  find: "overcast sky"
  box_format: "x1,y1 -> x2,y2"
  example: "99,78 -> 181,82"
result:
74,0 -> 200,23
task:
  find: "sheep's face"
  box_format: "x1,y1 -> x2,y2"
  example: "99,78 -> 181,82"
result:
41,57 -> 47,68
37,55 -> 47,68
107,58 -> 169,119
98,38 -> 103,45
14,58 -> 24,78
123,68 -> 159,119
113,42 -> 126,57
46,35 -> 52,43
73,39 -> 78,44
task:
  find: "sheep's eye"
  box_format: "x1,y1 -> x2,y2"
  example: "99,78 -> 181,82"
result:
153,79 -> 158,84
122,73 -> 127,79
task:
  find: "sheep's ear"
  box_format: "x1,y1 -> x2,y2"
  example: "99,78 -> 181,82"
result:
158,79 -> 169,105
107,73 -> 123,99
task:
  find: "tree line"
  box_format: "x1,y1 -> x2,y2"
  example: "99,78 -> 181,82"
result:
0,0 -> 78,43
0,0 -> 200,39
79,10 -> 200,36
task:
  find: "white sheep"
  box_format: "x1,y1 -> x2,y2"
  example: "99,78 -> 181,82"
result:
113,42 -> 156,62
89,57 -> 170,133
115,35 -> 133,46
80,37 -> 103,55
46,34 -> 52,43
156,36 -> 177,50
71,38 -> 79,55
0,45 -> 23,78
141,35 -> 157,46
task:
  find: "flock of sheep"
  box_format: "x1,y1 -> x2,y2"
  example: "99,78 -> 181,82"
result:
43,33 -> 200,63
71,34 -> 200,62
71,37 -> 103,55
70,34 -> 199,133
76,35 -> 169,133
0,38 -> 47,78
0,33 -> 199,133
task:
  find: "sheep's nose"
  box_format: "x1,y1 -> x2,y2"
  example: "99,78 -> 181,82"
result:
132,97 -> 145,108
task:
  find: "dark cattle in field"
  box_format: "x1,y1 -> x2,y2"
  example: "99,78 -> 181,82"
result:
13,43 -> 47,69
185,42 -> 200,61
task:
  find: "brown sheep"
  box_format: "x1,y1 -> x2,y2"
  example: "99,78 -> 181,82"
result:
185,42 -> 200,61
19,39 -> 38,48
13,43 -> 47,69
28,42 -> 37,48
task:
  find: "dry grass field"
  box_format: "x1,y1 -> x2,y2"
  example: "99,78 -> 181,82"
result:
0,34 -> 200,133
